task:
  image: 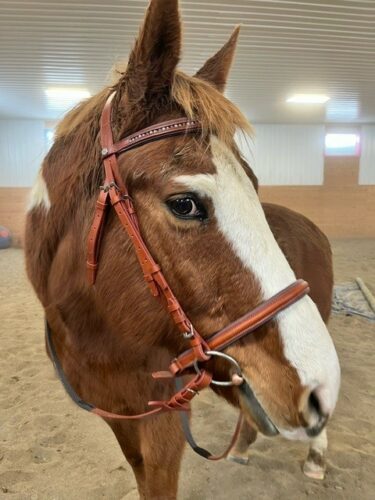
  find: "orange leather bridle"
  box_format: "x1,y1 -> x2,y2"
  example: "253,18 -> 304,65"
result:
46,91 -> 310,460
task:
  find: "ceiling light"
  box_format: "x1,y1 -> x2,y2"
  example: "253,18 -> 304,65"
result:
287,94 -> 330,104
45,88 -> 91,100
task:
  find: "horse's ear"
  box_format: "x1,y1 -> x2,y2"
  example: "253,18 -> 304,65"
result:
124,0 -> 181,102
195,26 -> 240,92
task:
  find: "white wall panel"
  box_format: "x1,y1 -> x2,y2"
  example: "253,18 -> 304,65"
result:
0,119 -> 45,187
359,125 -> 375,185
236,124 -> 325,186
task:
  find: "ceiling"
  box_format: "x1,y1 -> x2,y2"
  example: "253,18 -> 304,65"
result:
0,0 -> 374,124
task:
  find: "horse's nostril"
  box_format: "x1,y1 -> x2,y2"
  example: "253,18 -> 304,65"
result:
308,389 -> 323,418
302,388 -> 329,437
300,387 -> 329,431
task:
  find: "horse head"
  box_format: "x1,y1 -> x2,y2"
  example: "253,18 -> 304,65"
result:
50,0 -> 340,441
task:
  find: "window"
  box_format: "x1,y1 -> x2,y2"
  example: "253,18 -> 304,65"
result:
325,133 -> 360,156
44,128 -> 55,152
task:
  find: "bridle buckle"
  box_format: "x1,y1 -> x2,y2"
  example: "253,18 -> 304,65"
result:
183,324 -> 194,340
100,181 -> 120,193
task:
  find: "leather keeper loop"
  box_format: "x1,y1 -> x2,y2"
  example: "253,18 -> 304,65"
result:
170,309 -> 187,326
86,262 -> 98,270
146,279 -> 160,298
167,300 -> 181,313
152,371 -> 174,379
152,271 -> 169,291
148,400 -> 190,412
110,192 -> 123,206
169,359 -> 183,375
96,200 -> 107,210
148,371 -> 212,411
191,338 -> 211,362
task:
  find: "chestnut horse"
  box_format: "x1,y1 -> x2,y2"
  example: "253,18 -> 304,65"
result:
25,0 -> 340,498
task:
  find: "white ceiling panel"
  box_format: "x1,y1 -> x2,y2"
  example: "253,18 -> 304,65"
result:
0,0 -> 374,123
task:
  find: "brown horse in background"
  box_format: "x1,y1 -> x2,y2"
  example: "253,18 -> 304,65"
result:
25,0 -> 340,498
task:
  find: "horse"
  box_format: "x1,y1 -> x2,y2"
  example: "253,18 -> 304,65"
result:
25,0 -> 340,498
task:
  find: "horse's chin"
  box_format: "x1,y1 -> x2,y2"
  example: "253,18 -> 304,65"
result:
238,381 -> 328,441
238,379 -> 279,437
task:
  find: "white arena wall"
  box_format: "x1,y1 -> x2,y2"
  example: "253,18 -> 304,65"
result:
237,124 -> 325,185
0,119 -> 45,187
359,125 -> 375,185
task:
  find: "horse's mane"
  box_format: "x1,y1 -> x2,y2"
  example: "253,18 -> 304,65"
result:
55,69 -> 251,145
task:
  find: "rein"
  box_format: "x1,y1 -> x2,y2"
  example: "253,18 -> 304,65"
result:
46,91 -> 310,460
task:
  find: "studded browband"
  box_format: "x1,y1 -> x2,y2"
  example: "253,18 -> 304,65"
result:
46,91 -> 310,460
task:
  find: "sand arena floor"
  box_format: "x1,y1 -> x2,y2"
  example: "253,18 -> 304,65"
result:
1,240 -> 374,499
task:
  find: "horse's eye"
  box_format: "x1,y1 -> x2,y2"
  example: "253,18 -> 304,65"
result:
167,196 -> 207,220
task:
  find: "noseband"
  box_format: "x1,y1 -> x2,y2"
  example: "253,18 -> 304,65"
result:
47,91 -> 310,460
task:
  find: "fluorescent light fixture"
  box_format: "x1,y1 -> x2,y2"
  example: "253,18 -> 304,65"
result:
45,88 -> 91,100
287,94 -> 330,104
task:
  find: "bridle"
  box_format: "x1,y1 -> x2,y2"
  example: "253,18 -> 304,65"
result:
46,91 -> 310,460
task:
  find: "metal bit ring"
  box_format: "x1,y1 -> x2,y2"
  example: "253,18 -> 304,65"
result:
193,350 -> 243,387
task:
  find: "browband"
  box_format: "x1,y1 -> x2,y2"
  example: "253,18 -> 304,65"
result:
99,92 -> 202,160
101,117 -> 202,159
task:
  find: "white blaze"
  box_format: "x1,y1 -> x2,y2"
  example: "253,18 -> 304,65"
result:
28,169 -> 51,211
175,136 -> 340,426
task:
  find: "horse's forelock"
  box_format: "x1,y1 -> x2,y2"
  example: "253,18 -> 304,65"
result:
55,68 -> 251,146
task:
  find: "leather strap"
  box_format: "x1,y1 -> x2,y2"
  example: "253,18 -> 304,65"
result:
47,314 -> 236,458
87,189 -> 109,284
169,279 -> 310,375
45,319 -> 212,420
87,92 -> 210,363
175,377 -> 244,461
105,185 -> 210,359
87,93 -> 202,287
103,117 -> 201,159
